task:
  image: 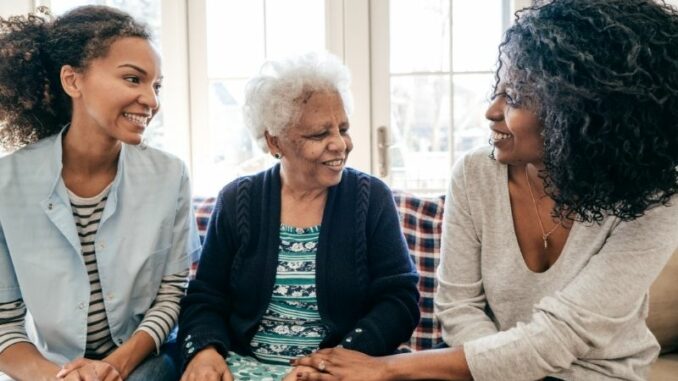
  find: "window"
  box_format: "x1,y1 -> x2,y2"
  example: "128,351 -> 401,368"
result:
15,0 -> 519,196
372,0 -> 511,195
189,0 -> 326,195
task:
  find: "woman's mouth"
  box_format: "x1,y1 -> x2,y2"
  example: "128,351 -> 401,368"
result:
490,131 -> 512,144
123,112 -> 150,128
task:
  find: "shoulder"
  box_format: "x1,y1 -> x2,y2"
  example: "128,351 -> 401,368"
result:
0,134 -> 57,167
451,146 -> 505,190
123,144 -> 187,178
0,135 -> 58,188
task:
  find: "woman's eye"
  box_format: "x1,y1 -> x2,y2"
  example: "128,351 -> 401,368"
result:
153,83 -> 162,94
308,132 -> 328,140
124,76 -> 140,84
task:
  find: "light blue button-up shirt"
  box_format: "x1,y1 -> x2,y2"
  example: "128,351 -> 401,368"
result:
0,131 -> 200,365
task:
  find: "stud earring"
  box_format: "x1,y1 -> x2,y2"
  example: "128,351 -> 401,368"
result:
273,153 -> 281,159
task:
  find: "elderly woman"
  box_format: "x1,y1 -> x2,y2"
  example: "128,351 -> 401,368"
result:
293,1 -> 678,380
177,52 -> 420,381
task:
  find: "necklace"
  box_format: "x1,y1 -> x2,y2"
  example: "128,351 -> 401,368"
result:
524,166 -> 560,249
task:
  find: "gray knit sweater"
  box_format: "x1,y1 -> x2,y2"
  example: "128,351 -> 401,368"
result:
435,147 -> 678,381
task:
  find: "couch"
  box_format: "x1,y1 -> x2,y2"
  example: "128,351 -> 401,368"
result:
192,192 -> 678,380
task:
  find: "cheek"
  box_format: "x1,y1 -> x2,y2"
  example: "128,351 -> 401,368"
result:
344,136 -> 353,152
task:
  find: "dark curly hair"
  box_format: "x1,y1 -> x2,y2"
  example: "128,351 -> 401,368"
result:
495,0 -> 678,222
0,5 -> 151,150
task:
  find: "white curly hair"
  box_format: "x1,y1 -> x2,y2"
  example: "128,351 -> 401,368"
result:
242,51 -> 353,153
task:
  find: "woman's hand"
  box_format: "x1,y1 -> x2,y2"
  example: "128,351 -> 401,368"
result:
292,348 -> 392,381
282,365 -> 321,381
180,347 -> 233,381
56,358 -> 122,381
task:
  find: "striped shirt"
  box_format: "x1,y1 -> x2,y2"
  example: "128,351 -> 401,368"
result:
250,225 -> 327,365
0,184 -> 188,357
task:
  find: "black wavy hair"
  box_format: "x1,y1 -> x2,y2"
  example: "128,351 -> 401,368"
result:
495,0 -> 678,222
0,6 -> 151,150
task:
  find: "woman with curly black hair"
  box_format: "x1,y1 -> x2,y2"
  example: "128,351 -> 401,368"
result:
293,0 -> 678,380
0,6 -> 199,381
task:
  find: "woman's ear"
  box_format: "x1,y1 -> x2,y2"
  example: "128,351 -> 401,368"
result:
264,131 -> 281,155
60,65 -> 81,98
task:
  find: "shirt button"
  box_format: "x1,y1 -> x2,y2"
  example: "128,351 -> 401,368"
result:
48,203 -> 53,210
78,302 -> 85,310
117,338 -> 123,345
345,337 -> 352,343
187,347 -> 195,354
98,242 -> 105,250
106,294 -> 113,301
186,334 -> 192,340
354,328 -> 363,333
185,341 -> 193,348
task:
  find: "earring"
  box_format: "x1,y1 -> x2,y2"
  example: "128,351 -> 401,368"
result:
273,153 -> 281,159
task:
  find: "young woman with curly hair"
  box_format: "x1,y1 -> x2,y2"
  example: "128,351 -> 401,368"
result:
293,0 -> 678,380
0,6 -> 200,381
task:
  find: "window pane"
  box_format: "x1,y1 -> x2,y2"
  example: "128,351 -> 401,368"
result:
452,73 -> 493,159
206,0 -> 264,79
47,0 -> 166,150
390,0 -> 449,74
199,0 -> 325,195
390,74 -> 450,194
265,0 -> 325,60
452,0 -> 504,72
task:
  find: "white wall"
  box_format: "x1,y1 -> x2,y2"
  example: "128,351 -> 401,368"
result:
0,0 -> 33,17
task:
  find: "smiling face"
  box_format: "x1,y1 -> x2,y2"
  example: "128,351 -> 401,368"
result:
486,84 -> 544,166
269,90 -> 353,191
68,37 -> 162,145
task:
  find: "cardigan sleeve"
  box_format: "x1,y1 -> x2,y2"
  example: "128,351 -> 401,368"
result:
340,177 -> 420,355
177,182 -> 239,370
434,156 -> 499,346
463,197 -> 678,381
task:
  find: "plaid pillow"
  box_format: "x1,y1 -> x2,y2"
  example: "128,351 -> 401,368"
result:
190,192 -> 447,351
393,191 -> 445,351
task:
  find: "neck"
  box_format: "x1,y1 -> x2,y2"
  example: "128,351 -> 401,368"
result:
62,121 -> 121,176
280,169 -> 327,202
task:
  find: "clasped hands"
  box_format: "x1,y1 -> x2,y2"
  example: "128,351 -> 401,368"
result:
55,358 -> 122,381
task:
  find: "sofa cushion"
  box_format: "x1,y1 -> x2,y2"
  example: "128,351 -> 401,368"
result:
393,191 -> 445,351
647,247 -> 678,354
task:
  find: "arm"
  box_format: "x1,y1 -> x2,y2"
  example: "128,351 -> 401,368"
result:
0,223 -> 61,380
294,346 -> 472,381
178,183 -> 239,369
340,178 -> 420,356
461,198 -> 678,380
104,271 -> 188,378
0,342 -> 63,381
434,158 -> 499,346
106,163 -> 198,377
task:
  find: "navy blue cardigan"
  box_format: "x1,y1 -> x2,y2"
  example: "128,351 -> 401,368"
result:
178,165 -> 419,367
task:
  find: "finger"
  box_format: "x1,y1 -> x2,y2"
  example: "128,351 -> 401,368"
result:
298,371 -> 335,381
57,358 -> 89,377
78,366 -> 99,381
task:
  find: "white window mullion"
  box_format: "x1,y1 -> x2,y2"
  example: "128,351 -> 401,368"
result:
186,0 -> 210,192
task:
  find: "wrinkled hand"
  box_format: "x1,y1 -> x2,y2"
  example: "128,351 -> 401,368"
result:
56,358 -> 122,381
292,348 -> 391,381
282,365 -> 320,381
180,347 -> 233,381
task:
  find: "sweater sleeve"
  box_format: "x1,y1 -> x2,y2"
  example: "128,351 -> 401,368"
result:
464,198 -> 678,381
135,271 -> 188,353
177,183 -> 239,370
434,157 -> 500,346
340,177 -> 420,355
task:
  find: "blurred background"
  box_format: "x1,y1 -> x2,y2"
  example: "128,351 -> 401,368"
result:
1,0 -> 542,196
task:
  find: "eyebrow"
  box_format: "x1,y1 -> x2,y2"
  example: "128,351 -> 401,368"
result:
117,63 -> 164,81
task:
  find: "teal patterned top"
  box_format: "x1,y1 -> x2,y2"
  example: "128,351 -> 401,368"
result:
249,224 -> 326,365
